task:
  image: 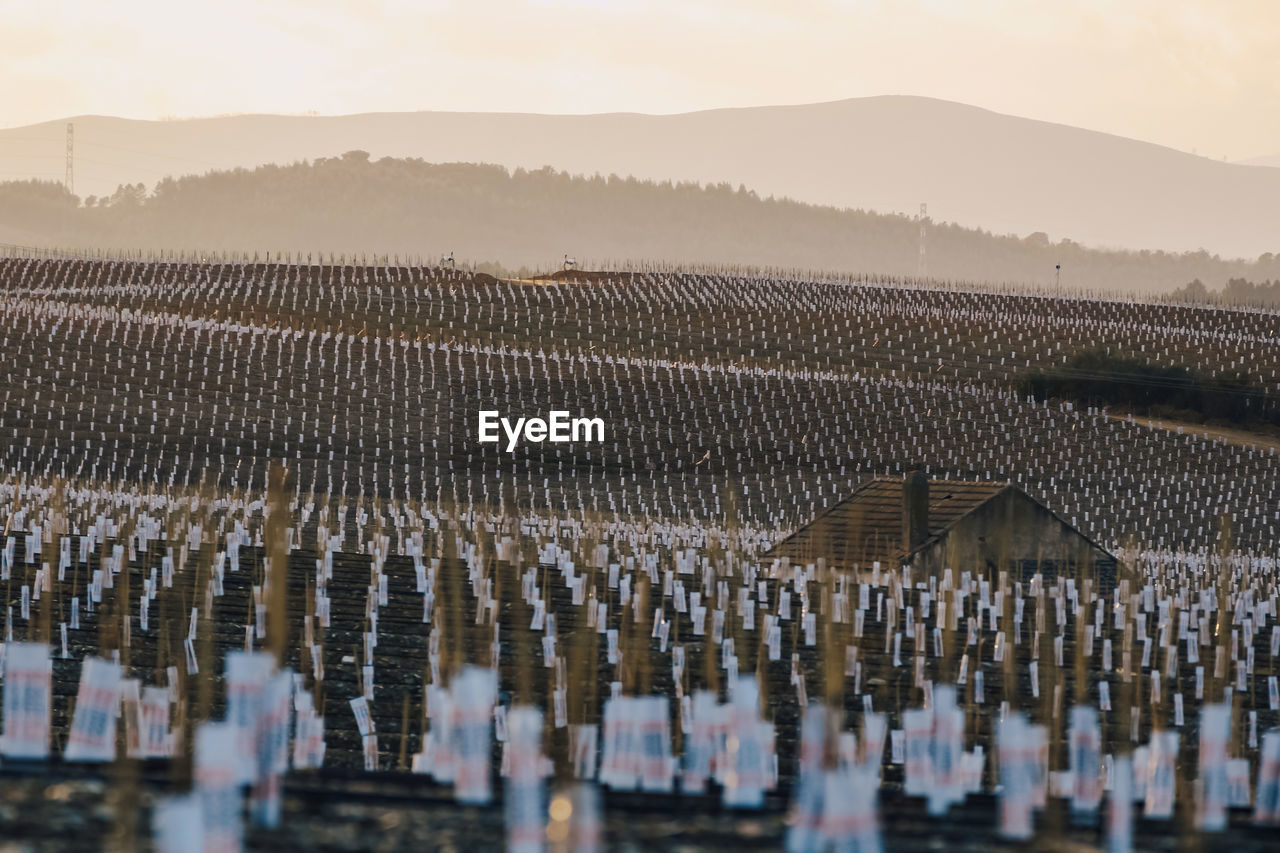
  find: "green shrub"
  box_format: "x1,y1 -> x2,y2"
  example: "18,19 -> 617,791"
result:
1021,349 -> 1280,428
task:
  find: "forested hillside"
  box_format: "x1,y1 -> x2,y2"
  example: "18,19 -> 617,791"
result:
2,152 -> 1278,293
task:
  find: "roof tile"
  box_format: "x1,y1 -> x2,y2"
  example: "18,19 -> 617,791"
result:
770,477 -> 1007,567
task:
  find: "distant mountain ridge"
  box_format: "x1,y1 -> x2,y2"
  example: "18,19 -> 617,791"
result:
1239,154 -> 1280,168
2,96 -> 1277,259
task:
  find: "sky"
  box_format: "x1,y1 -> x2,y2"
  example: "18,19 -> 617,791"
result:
2,0 -> 1278,161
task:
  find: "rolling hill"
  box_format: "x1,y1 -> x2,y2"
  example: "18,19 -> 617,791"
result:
4,156 -> 1280,294
2,96 -> 1277,259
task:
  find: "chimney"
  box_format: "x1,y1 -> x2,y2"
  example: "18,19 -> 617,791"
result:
903,470 -> 929,552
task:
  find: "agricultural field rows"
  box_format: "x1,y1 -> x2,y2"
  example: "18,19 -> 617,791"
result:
2,254 -> 1279,848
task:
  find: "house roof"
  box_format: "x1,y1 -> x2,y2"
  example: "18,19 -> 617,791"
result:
769,477 -> 1010,567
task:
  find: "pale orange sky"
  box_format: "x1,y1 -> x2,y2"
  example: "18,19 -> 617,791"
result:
3,0 -> 1278,160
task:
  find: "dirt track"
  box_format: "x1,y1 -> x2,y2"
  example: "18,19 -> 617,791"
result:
1108,413 -> 1280,453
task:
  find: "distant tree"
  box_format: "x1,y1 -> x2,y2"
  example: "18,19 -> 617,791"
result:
108,182 -> 147,207
1171,278 -> 1209,301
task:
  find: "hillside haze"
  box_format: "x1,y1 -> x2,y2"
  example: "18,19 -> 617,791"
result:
4,96 -> 1278,259
6,156 -> 1280,294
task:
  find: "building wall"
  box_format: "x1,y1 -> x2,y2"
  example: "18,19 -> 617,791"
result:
910,489 -> 1115,590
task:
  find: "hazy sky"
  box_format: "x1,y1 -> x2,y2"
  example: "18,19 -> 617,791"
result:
3,0 -> 1277,160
